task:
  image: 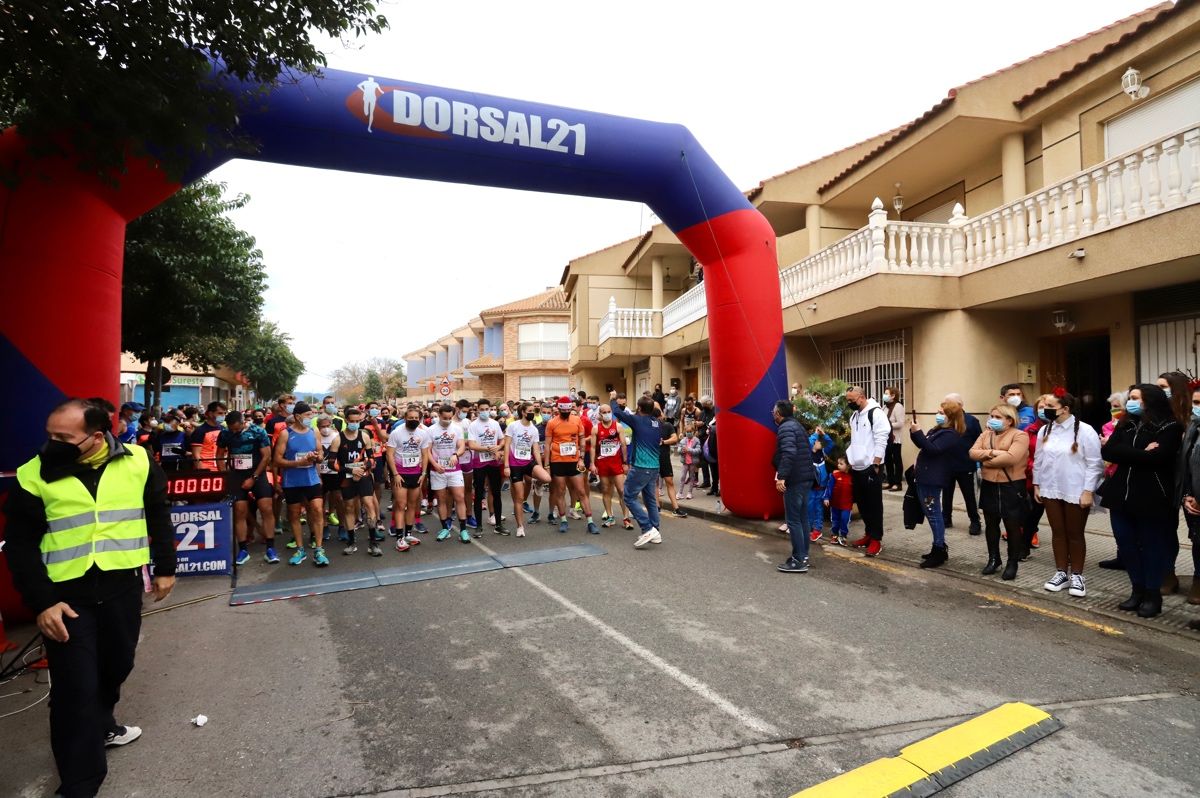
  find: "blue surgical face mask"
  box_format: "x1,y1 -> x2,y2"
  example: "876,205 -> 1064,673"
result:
214,415 -> 226,425
1125,399 -> 1143,416
1192,405 -> 1200,420
128,412 -> 141,424
325,403 -> 337,414
1163,387 -> 1173,399
986,418 -> 1004,432
369,408 -> 380,417
478,410 -> 491,420
934,413 -> 947,426
285,403 -> 296,414
347,422 -> 360,431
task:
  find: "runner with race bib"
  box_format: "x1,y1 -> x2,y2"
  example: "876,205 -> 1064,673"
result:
545,396 -> 599,535
591,403 -> 633,529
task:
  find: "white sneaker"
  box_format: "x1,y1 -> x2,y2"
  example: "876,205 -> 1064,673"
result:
634,528 -> 662,548
1068,573 -> 1086,598
403,533 -> 420,545
1044,570 -> 1069,592
105,725 -> 142,747
516,527 -> 525,538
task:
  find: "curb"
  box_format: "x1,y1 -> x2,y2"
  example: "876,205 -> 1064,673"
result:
593,487 -> 1200,642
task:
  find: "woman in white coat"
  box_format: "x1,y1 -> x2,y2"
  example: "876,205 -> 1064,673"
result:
1033,389 -> 1105,599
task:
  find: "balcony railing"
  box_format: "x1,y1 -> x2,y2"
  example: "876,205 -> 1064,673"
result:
598,302 -> 658,343
662,283 -> 707,334
613,123 -> 1200,338
960,123 -> 1200,271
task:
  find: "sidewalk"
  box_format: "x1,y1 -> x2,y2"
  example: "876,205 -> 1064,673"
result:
623,483 -> 1199,638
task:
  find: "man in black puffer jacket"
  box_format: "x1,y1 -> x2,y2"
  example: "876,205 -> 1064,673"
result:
772,401 -> 815,573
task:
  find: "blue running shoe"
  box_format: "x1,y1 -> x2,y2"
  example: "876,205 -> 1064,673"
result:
235,548 -> 250,566
288,547 -> 307,566
264,546 -> 280,564
523,501 -> 532,513
559,520 -> 569,534
529,511 -> 540,524
466,515 -> 479,529
337,526 -> 349,543
459,528 -> 471,544
313,547 -> 330,567
436,527 -> 451,542
587,522 -> 599,535
414,522 -> 428,534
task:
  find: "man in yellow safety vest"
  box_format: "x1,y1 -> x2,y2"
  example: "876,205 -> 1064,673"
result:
4,397 -> 177,798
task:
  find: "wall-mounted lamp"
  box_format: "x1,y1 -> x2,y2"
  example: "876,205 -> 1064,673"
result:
1122,67 -> 1150,100
806,302 -> 818,312
1052,309 -> 1076,334
892,183 -> 904,216
1067,248 -> 1086,260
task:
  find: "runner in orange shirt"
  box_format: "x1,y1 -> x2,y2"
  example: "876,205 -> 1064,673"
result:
545,396 -> 598,535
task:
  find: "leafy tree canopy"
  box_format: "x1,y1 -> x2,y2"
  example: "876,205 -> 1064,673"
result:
228,320 -> 305,404
122,178 -> 265,405
1,1 -> 388,179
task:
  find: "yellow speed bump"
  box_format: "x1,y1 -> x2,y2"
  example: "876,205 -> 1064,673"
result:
790,702 -> 1063,797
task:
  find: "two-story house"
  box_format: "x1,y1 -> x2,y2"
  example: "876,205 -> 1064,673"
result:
564,1 -> 1200,441
404,287 -> 571,403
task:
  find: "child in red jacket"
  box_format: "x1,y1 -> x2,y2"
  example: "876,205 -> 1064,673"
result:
823,456 -> 855,546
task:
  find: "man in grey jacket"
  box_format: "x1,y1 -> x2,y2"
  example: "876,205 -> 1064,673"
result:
773,401 -> 815,573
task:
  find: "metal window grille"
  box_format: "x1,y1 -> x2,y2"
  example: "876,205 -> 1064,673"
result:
1138,317 -> 1199,382
831,331 -> 907,402
699,357 -> 713,400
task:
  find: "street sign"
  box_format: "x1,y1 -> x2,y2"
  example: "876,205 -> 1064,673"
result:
439,377 -> 451,397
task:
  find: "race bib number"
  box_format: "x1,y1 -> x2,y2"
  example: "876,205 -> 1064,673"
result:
231,455 -> 253,471
599,440 -> 619,458
438,456 -> 453,468
558,442 -> 577,457
401,454 -> 420,468
317,460 -> 333,475
162,442 -> 181,457
514,443 -> 532,460
477,450 -> 495,463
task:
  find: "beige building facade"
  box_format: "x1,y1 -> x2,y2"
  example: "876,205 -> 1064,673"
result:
563,1 -> 1200,462
404,288 -> 571,403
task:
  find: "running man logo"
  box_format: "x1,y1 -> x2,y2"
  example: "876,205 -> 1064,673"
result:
346,78 -> 587,156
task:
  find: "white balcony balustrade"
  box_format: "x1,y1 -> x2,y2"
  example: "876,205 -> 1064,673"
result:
605,124 -> 1200,339
598,297 -> 659,343
662,283 -> 707,335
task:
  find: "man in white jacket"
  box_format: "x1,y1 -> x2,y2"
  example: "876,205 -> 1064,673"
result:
845,386 -> 892,555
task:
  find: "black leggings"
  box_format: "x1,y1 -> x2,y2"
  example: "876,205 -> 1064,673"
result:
884,442 -> 903,487
473,466 -> 503,524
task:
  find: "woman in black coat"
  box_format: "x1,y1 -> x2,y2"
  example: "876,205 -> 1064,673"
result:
1099,384 -> 1182,618
1176,383 -> 1200,620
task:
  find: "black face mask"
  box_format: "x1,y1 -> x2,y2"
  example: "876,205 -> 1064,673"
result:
559,410 -> 571,419
1041,407 -> 1059,423
405,419 -> 419,430
525,413 -> 535,421
40,437 -> 85,469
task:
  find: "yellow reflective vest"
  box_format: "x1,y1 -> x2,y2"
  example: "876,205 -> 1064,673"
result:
15,444 -> 151,582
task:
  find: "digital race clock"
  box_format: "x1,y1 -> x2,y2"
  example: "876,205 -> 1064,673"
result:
165,469 -> 229,503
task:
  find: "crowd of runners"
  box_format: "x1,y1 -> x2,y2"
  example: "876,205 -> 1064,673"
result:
117,387 -> 720,568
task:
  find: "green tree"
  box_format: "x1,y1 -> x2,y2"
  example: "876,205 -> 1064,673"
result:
384,364 -> 407,400
228,320 -> 304,403
1,2 -> 388,181
364,370 -> 384,402
122,179 -> 265,408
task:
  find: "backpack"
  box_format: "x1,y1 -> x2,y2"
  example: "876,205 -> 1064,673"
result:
867,406 -> 895,446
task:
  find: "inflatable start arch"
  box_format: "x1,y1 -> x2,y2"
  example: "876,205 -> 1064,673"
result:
0,67 -> 788,522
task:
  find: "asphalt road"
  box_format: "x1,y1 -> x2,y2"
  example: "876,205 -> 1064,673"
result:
2,504 -> 1199,797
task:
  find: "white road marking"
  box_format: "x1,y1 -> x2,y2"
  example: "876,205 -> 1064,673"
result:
474,540 -> 781,737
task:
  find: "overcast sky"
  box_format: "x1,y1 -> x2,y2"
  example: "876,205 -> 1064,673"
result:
211,0 -> 1156,394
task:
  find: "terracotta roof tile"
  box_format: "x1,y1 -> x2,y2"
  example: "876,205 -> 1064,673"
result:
817,2 -> 1176,194
464,353 -> 502,370
1015,0 -> 1191,109
479,287 -> 568,317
